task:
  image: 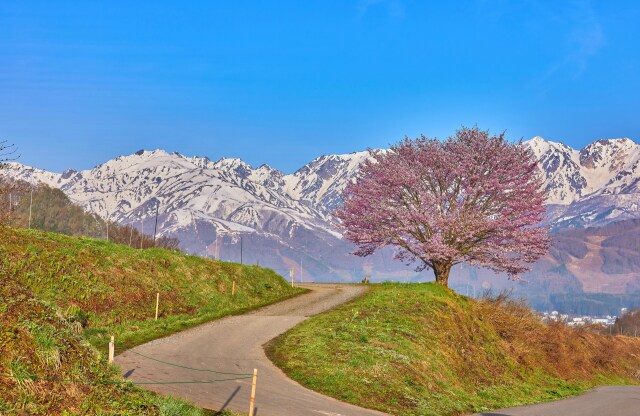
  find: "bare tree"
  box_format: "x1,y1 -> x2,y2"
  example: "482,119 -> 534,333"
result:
0,140 -> 18,167
0,141 -> 21,225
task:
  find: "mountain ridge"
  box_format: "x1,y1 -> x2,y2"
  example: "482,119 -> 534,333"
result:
3,136 -> 639,288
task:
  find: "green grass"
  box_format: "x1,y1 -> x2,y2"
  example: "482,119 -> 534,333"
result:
267,283 -> 640,416
1,227 -> 306,352
1,226 -> 301,415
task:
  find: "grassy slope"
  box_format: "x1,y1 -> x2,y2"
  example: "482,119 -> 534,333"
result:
0,277 -> 211,415
267,283 -> 640,416
0,227 -> 304,415
1,227 -> 305,351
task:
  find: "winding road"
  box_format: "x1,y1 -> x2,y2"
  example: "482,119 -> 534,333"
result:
116,283 -> 640,416
475,385 -> 640,416
115,283 -> 388,416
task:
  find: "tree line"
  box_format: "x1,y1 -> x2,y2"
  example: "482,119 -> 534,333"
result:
0,179 -> 180,251
613,309 -> 640,337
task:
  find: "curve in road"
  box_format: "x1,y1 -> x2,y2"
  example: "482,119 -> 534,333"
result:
115,283 -> 388,416
475,385 -> 640,416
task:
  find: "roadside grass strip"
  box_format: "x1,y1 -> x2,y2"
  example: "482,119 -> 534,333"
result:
0,227 -> 291,415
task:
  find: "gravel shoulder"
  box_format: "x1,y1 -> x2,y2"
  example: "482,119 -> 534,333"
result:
115,283 -> 389,416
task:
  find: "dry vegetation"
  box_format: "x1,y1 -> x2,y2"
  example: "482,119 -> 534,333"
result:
478,293 -> 640,381
0,277 -> 160,414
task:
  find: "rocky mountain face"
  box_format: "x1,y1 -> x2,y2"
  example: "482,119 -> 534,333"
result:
3,149 -> 385,281
528,137 -> 640,228
447,218 -> 640,310
3,136 -> 639,292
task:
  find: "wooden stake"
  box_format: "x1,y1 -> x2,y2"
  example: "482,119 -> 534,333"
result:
155,292 -> 160,320
248,368 -> 258,416
108,336 -> 115,364
232,281 -> 236,296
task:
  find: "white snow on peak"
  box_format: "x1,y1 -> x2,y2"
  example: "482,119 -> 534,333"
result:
282,150 -> 371,214
523,136 -> 640,205
2,136 -> 639,247
1,162 -> 63,187
213,157 -> 252,170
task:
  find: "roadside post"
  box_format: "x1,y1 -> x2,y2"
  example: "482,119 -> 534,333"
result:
108,336 -> 115,363
155,292 -> 160,320
248,368 -> 258,416
290,268 -> 294,288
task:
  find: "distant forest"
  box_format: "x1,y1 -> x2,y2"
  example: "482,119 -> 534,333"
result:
0,179 -> 179,250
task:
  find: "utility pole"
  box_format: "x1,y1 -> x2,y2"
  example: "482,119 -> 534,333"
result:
129,224 -> 133,247
153,202 -> 160,247
240,235 -> 243,265
140,220 -> 144,249
28,189 -> 33,229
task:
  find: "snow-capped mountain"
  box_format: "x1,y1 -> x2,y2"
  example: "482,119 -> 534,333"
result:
2,136 -> 639,283
2,148 -> 401,281
284,152 -> 372,218
526,137 -> 640,228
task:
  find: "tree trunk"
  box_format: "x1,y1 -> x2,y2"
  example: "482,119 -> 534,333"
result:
432,261 -> 452,287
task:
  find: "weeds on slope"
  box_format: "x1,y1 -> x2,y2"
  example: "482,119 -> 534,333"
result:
0,227 -> 305,352
1,226 -> 300,414
267,283 -> 640,416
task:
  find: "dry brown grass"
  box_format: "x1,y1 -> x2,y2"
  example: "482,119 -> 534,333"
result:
478,292 -> 640,382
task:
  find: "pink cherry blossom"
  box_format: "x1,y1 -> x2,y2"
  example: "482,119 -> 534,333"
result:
334,127 -> 550,287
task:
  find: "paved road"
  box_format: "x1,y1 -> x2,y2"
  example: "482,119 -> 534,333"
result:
116,283 -> 388,416
474,385 -> 640,416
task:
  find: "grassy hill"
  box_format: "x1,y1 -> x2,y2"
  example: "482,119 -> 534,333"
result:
267,283 -> 640,416
0,226 -> 304,415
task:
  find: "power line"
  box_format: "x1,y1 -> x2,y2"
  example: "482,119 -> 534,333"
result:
129,350 -> 252,376
0,373 -> 251,385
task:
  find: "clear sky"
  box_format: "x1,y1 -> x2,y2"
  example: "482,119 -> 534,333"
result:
1,1 -> 639,173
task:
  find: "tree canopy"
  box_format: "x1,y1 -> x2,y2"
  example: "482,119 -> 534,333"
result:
335,127 -> 550,286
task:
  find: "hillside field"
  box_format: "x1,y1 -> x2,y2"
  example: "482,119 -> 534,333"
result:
267,283 -> 640,416
0,227 -> 303,415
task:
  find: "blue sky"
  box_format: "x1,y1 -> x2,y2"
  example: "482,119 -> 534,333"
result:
1,1 -> 639,173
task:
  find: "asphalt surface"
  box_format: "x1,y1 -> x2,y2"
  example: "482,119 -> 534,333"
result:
474,385 -> 640,416
115,283 -> 388,416
115,283 -> 640,416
